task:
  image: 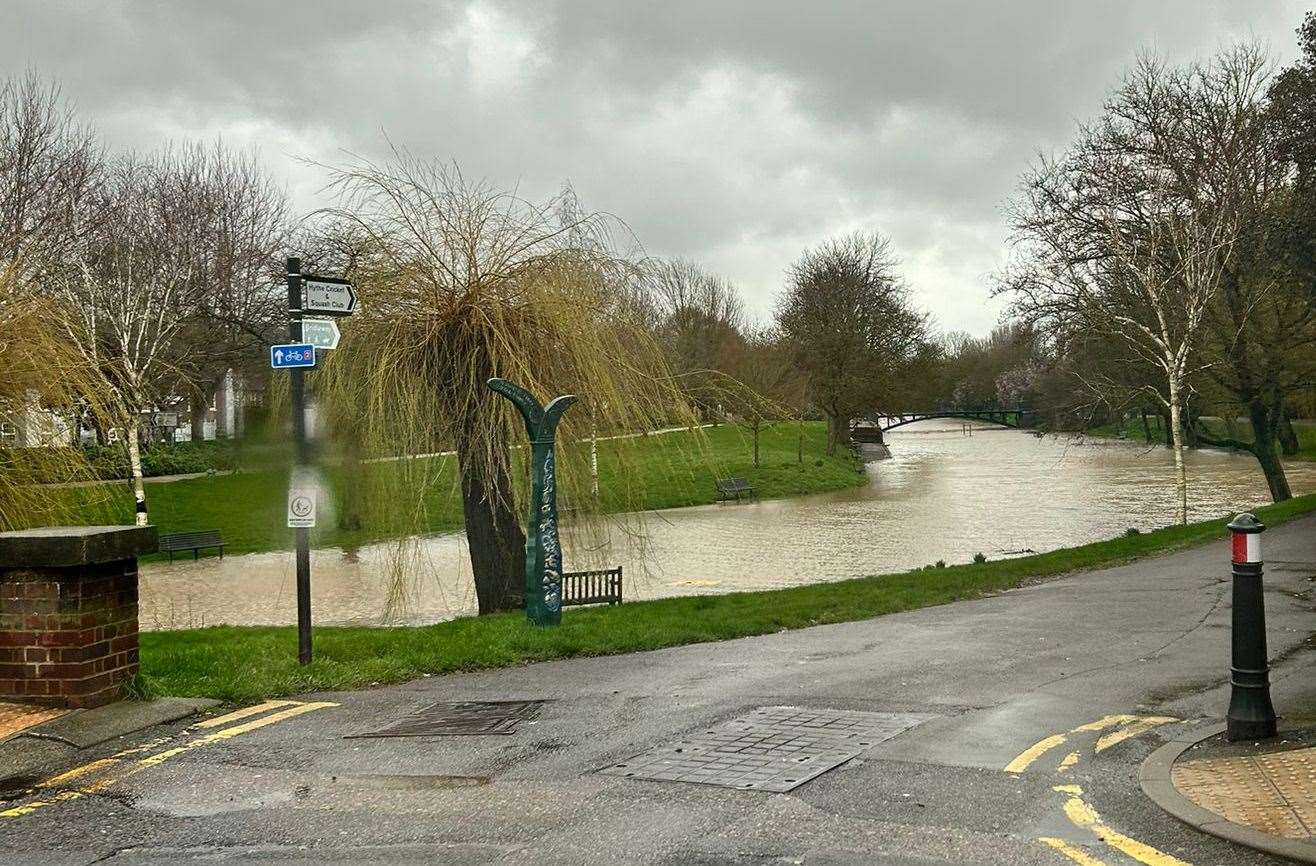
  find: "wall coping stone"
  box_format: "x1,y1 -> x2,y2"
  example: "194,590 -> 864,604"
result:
0,526 -> 159,568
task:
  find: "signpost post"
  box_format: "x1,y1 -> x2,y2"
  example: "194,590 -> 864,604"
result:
285,258 -> 313,665
276,259 -> 357,666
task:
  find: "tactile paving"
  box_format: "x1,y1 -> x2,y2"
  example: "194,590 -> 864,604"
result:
1173,746 -> 1316,839
600,706 -> 932,792
0,702 -> 66,741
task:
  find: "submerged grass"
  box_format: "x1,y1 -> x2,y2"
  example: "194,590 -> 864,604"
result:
1088,415 -> 1316,461
139,491 -> 1316,702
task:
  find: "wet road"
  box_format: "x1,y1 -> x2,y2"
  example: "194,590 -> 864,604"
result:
139,423 -> 1316,629
5,513 -> 1314,864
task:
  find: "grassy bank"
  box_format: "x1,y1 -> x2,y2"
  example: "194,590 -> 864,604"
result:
1088,415 -> 1316,461
67,421 -> 863,558
137,491 -> 1316,702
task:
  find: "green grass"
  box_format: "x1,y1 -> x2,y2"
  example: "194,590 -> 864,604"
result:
1088,415 -> 1316,461
137,491 -> 1316,702
67,422 -> 864,559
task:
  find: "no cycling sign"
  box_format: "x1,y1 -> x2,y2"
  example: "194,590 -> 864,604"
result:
287,488 -> 317,528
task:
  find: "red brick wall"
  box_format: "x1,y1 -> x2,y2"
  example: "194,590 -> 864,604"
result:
0,559 -> 140,708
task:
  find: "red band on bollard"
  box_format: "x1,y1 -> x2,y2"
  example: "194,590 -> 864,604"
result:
1231,531 -> 1260,564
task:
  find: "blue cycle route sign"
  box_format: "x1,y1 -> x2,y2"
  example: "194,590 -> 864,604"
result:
271,343 -> 316,369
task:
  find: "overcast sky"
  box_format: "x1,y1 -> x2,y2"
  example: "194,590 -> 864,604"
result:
2,1 -> 1308,334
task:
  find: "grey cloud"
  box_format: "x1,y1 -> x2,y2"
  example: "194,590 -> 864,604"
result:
0,0 -> 1305,331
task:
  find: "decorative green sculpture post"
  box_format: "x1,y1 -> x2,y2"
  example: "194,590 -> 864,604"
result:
488,378 -> 577,627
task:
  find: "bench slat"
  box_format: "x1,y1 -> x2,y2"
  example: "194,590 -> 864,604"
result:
561,567 -> 622,607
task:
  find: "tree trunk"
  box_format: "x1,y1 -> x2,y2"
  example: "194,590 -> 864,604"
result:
1140,410 -> 1151,443
1181,398 -> 1199,449
1161,409 -> 1173,448
190,387 -> 210,442
1249,400 -> 1292,503
797,421 -> 803,464
456,426 -> 527,615
824,413 -> 850,456
752,425 -> 760,468
1278,407 -> 1300,458
126,419 -> 148,526
1167,379 -> 1187,526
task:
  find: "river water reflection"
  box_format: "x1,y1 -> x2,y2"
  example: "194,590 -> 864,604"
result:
139,422 -> 1316,630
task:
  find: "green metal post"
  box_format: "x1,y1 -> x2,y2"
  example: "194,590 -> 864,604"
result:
488,378 -> 576,627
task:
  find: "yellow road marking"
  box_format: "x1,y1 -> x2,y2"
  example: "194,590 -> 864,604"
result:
138,702 -> 336,768
1071,714 -> 1139,733
1006,714 -> 1179,773
192,699 -> 304,729
1055,785 -> 1192,866
39,758 -> 119,788
1006,734 -> 1068,773
1038,837 -> 1110,866
0,701 -> 337,820
1094,717 -> 1177,753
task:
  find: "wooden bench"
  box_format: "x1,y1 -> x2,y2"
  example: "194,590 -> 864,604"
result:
159,530 -> 225,562
561,567 -> 622,607
714,477 -> 756,502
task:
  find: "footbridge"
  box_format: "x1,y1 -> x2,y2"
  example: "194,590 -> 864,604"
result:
851,408 -> 1034,443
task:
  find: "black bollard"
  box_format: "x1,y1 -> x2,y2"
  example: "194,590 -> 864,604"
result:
1225,513 -> 1277,742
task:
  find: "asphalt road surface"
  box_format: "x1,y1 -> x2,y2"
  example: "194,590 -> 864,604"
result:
3,516 -> 1314,865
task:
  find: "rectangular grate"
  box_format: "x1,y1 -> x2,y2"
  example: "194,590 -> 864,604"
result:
600,706 -> 932,792
348,700 -> 545,738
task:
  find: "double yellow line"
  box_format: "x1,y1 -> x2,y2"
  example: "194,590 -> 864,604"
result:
1004,714 -> 1177,774
1004,714 -> 1191,866
1,699 -> 337,820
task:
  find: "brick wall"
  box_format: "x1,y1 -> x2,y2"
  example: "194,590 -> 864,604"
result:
0,559 -> 140,708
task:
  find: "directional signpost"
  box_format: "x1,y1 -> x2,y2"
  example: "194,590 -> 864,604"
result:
270,344 -> 316,368
301,318 -> 341,351
304,277 -> 357,315
276,258 -> 357,665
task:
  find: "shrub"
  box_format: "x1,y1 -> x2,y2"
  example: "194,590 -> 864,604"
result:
935,559 -> 946,569
973,552 -> 987,564
1124,527 -> 1141,536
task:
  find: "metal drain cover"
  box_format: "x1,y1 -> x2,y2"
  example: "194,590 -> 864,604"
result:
600,706 -> 932,792
348,700 -> 545,738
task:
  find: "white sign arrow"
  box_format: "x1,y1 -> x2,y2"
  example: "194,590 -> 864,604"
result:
302,317 -> 341,350
304,277 -> 357,315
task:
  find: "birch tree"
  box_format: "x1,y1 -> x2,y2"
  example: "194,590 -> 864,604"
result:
1001,53 -> 1246,524
58,151 -> 202,525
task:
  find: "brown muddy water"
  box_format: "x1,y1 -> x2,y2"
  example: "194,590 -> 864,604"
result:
139,421 -> 1316,630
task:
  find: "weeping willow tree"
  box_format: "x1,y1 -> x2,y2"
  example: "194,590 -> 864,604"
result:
0,262 -> 115,530
313,151 -> 703,615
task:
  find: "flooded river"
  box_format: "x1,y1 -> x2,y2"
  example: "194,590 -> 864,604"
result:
139,421 -> 1316,630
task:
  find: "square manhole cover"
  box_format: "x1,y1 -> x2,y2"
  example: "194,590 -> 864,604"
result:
600,706 -> 932,792
348,700 -> 545,738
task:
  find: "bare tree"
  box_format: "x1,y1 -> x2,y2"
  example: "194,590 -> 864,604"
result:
648,259 -> 747,418
776,231 -> 927,454
56,150 -> 204,524
173,142 -> 289,440
0,72 -> 101,270
720,327 -> 805,467
1001,52 -> 1251,523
